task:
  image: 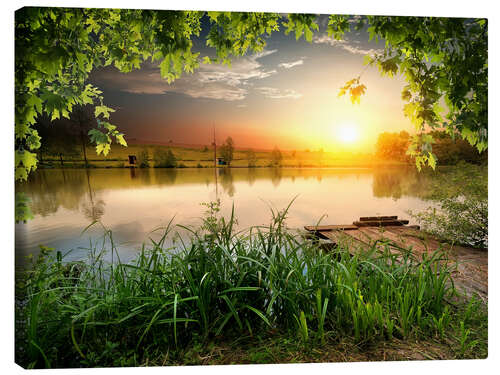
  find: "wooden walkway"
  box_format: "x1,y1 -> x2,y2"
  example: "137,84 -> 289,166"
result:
305,216 -> 488,301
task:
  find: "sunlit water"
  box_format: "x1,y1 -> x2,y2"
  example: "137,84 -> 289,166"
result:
15,167 -> 436,265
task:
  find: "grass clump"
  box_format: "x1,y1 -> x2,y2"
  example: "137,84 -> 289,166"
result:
15,201 -> 485,368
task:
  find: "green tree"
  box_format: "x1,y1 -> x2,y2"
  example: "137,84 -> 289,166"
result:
15,9 -> 487,180
271,146 -> 283,167
375,131 -> 411,162
69,105 -> 96,167
429,130 -> 487,165
247,149 -> 257,168
15,8 -> 280,180
335,16 -> 487,170
154,148 -> 177,168
137,148 -> 150,168
220,137 -> 234,166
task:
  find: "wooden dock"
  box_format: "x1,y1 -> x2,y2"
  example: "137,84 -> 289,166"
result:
305,216 -> 488,300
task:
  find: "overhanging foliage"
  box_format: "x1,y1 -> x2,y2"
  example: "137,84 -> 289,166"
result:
15,8 -> 488,179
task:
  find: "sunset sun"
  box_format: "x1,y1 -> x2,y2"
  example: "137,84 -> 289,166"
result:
337,123 -> 359,143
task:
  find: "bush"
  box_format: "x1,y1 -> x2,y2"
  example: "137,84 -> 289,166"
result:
409,162 -> 487,248
137,148 -> 150,168
154,148 -> 177,168
271,146 -> 283,167
219,137 -> 234,166
247,149 -> 257,168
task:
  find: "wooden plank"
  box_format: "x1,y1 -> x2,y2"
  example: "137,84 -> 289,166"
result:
347,228 -> 405,255
359,226 -> 427,256
319,230 -> 369,255
358,227 -> 402,245
341,229 -> 378,247
359,215 -> 398,222
388,227 -> 453,252
401,224 -> 420,230
353,220 -> 409,227
304,224 -> 358,232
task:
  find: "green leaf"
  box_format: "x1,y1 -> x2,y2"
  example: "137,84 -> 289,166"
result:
160,55 -> 172,79
94,105 -> 115,119
96,143 -> 111,156
304,26 -> 313,42
88,128 -> 109,145
15,167 -> 28,181
15,150 -> 38,171
27,95 -> 43,114
15,123 -> 31,140
428,152 -> 437,170
26,131 -> 41,150
115,134 -> 127,146
101,121 -> 117,132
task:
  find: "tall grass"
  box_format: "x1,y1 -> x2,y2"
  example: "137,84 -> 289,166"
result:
16,201 -> 460,368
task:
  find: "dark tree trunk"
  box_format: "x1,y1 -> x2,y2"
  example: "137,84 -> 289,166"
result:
59,153 -> 63,167
80,130 -> 88,168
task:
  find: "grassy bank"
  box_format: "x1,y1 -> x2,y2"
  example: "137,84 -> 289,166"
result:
38,144 -> 409,169
15,203 -> 487,368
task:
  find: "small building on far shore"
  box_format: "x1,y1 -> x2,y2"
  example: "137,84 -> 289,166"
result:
128,155 -> 137,167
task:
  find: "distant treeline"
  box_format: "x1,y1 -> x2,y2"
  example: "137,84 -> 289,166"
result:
375,130 -> 487,166
34,106 -> 486,168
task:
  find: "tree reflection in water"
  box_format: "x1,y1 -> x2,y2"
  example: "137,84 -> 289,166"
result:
372,167 -> 433,200
218,168 -> 235,197
16,167 -> 442,223
270,168 -> 282,188
80,168 -> 105,222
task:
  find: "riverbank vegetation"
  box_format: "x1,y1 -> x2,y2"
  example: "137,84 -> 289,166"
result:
34,133 -> 487,170
409,162 -> 488,248
15,202 -> 487,368
33,112 -> 487,170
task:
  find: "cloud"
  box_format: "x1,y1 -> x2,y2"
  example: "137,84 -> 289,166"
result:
254,49 -> 278,59
312,34 -> 383,56
256,87 -> 302,100
92,49 -> 279,101
278,59 -> 304,69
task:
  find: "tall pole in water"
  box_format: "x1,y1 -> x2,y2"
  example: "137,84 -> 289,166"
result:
213,124 -> 216,169
213,123 -> 218,197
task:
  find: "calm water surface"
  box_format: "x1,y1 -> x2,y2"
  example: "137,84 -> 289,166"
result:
15,167 -> 435,264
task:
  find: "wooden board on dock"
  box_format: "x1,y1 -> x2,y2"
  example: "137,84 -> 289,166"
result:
304,215 -> 488,300
359,215 -> 398,221
353,219 -> 409,227
304,224 -> 358,232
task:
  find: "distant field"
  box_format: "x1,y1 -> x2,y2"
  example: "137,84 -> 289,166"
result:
39,143 -> 408,168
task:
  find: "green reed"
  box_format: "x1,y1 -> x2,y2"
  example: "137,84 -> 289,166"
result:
16,201 -> 462,368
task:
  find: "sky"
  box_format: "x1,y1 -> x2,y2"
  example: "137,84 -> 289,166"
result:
90,14 -> 414,152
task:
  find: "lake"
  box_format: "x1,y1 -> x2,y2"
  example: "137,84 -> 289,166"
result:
15,167 -> 437,265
